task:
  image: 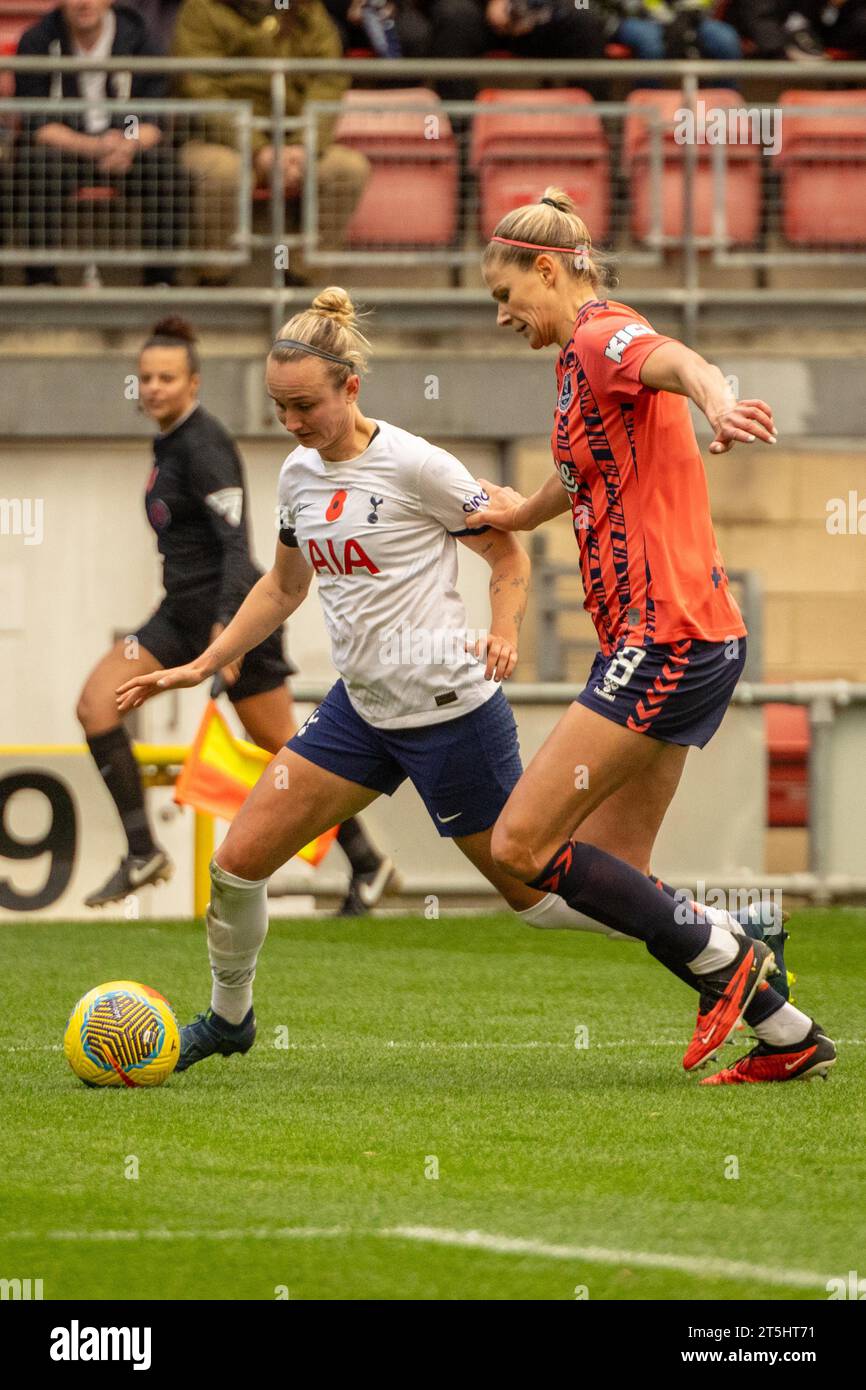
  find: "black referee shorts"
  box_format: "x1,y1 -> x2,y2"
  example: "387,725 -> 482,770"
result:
134,598 -> 295,703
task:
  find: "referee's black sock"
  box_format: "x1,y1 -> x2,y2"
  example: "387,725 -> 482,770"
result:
337,817 -> 380,878
529,840 -> 712,963
86,726 -> 156,859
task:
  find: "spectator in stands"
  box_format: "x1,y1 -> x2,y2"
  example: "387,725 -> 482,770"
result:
608,1 -> 742,62
790,1 -> 866,56
136,0 -> 184,54
172,0 -> 370,286
428,0 -> 608,102
323,0 -> 431,57
723,1 -> 826,59
13,0 -> 189,287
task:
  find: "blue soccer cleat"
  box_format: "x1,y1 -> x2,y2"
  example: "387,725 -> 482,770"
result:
731,899 -> 792,1001
175,1007 -> 256,1073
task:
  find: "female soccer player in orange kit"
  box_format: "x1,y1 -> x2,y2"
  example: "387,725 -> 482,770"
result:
470,189 -> 836,1085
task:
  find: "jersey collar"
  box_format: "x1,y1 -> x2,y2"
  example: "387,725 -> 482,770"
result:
156,401 -> 200,440
559,299 -> 607,371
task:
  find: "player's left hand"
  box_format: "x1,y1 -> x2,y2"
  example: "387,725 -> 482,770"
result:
467,631 -> 518,682
465,479 -> 526,532
709,398 -> 777,454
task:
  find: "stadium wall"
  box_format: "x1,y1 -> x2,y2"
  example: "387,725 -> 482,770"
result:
0,436 -> 501,746
2,429 -> 865,751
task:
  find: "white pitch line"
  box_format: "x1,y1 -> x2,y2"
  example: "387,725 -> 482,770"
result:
0,1223 -> 833,1290
4,1038 -> 865,1054
381,1227 -> 834,1290
3,1227 -> 349,1243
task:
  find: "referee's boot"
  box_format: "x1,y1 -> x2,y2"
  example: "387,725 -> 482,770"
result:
84,848 -> 174,908
175,1007 -> 256,1073
337,854 -> 399,917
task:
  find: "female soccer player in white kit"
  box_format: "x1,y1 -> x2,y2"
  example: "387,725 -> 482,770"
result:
117,287 -> 607,1070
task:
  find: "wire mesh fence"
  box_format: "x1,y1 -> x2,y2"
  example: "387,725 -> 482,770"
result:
1,56 -> 866,285
0,100 -> 252,267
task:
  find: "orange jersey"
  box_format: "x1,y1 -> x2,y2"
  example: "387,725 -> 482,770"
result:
552,299 -> 746,657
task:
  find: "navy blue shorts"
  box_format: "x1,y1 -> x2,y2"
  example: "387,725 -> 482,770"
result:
577,637 -> 747,748
135,598 -> 294,704
287,681 -> 523,837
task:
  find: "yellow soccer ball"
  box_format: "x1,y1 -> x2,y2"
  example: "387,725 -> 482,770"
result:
64,980 -> 180,1088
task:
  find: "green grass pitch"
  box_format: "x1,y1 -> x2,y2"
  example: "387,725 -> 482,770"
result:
1,909 -> 864,1301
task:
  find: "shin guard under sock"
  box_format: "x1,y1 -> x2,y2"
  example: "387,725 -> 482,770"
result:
86,726 -> 155,858
207,860 -> 269,1023
337,817 -> 379,877
530,840 -> 712,963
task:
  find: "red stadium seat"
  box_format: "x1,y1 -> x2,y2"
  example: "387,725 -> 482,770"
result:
334,88 -> 458,247
0,16 -> 30,50
71,186 -> 116,204
470,88 -> 610,242
765,705 -> 810,828
0,33 -> 18,98
1,6 -> 56,90
778,90 -> 866,246
624,88 -> 761,246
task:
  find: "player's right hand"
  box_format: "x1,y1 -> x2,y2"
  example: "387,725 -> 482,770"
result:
115,662 -> 208,713
709,398 -> 777,454
465,478 -> 526,532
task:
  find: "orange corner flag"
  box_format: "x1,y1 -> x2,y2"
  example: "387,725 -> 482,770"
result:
173,701 -> 337,867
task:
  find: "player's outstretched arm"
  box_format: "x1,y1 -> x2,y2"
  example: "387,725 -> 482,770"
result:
458,529 -> 530,681
465,473 -> 570,533
638,341 -> 778,454
115,544 -> 312,712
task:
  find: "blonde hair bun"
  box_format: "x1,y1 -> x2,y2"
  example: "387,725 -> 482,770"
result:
311,286 -> 357,328
272,286 -> 372,379
483,188 -> 616,291
540,187 -> 578,218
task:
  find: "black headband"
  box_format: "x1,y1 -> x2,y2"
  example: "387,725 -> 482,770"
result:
539,197 -> 560,209
271,338 -> 354,369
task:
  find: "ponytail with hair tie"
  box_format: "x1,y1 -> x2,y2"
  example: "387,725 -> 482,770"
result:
483,187 -> 617,293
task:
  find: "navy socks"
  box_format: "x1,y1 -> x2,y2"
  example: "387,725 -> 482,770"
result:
530,840 -> 712,963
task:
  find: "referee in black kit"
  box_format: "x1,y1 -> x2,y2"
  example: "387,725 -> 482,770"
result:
76,316 -> 393,913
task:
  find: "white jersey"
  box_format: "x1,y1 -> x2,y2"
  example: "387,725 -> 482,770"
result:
277,419 -> 496,729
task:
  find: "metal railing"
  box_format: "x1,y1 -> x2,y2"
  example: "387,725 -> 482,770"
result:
531,532 -> 764,682
2,56 -> 866,335
281,677 -> 866,903
0,99 -> 253,266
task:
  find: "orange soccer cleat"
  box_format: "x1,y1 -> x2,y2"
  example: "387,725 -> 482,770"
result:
700,1022 -> 837,1085
683,937 -> 778,1072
